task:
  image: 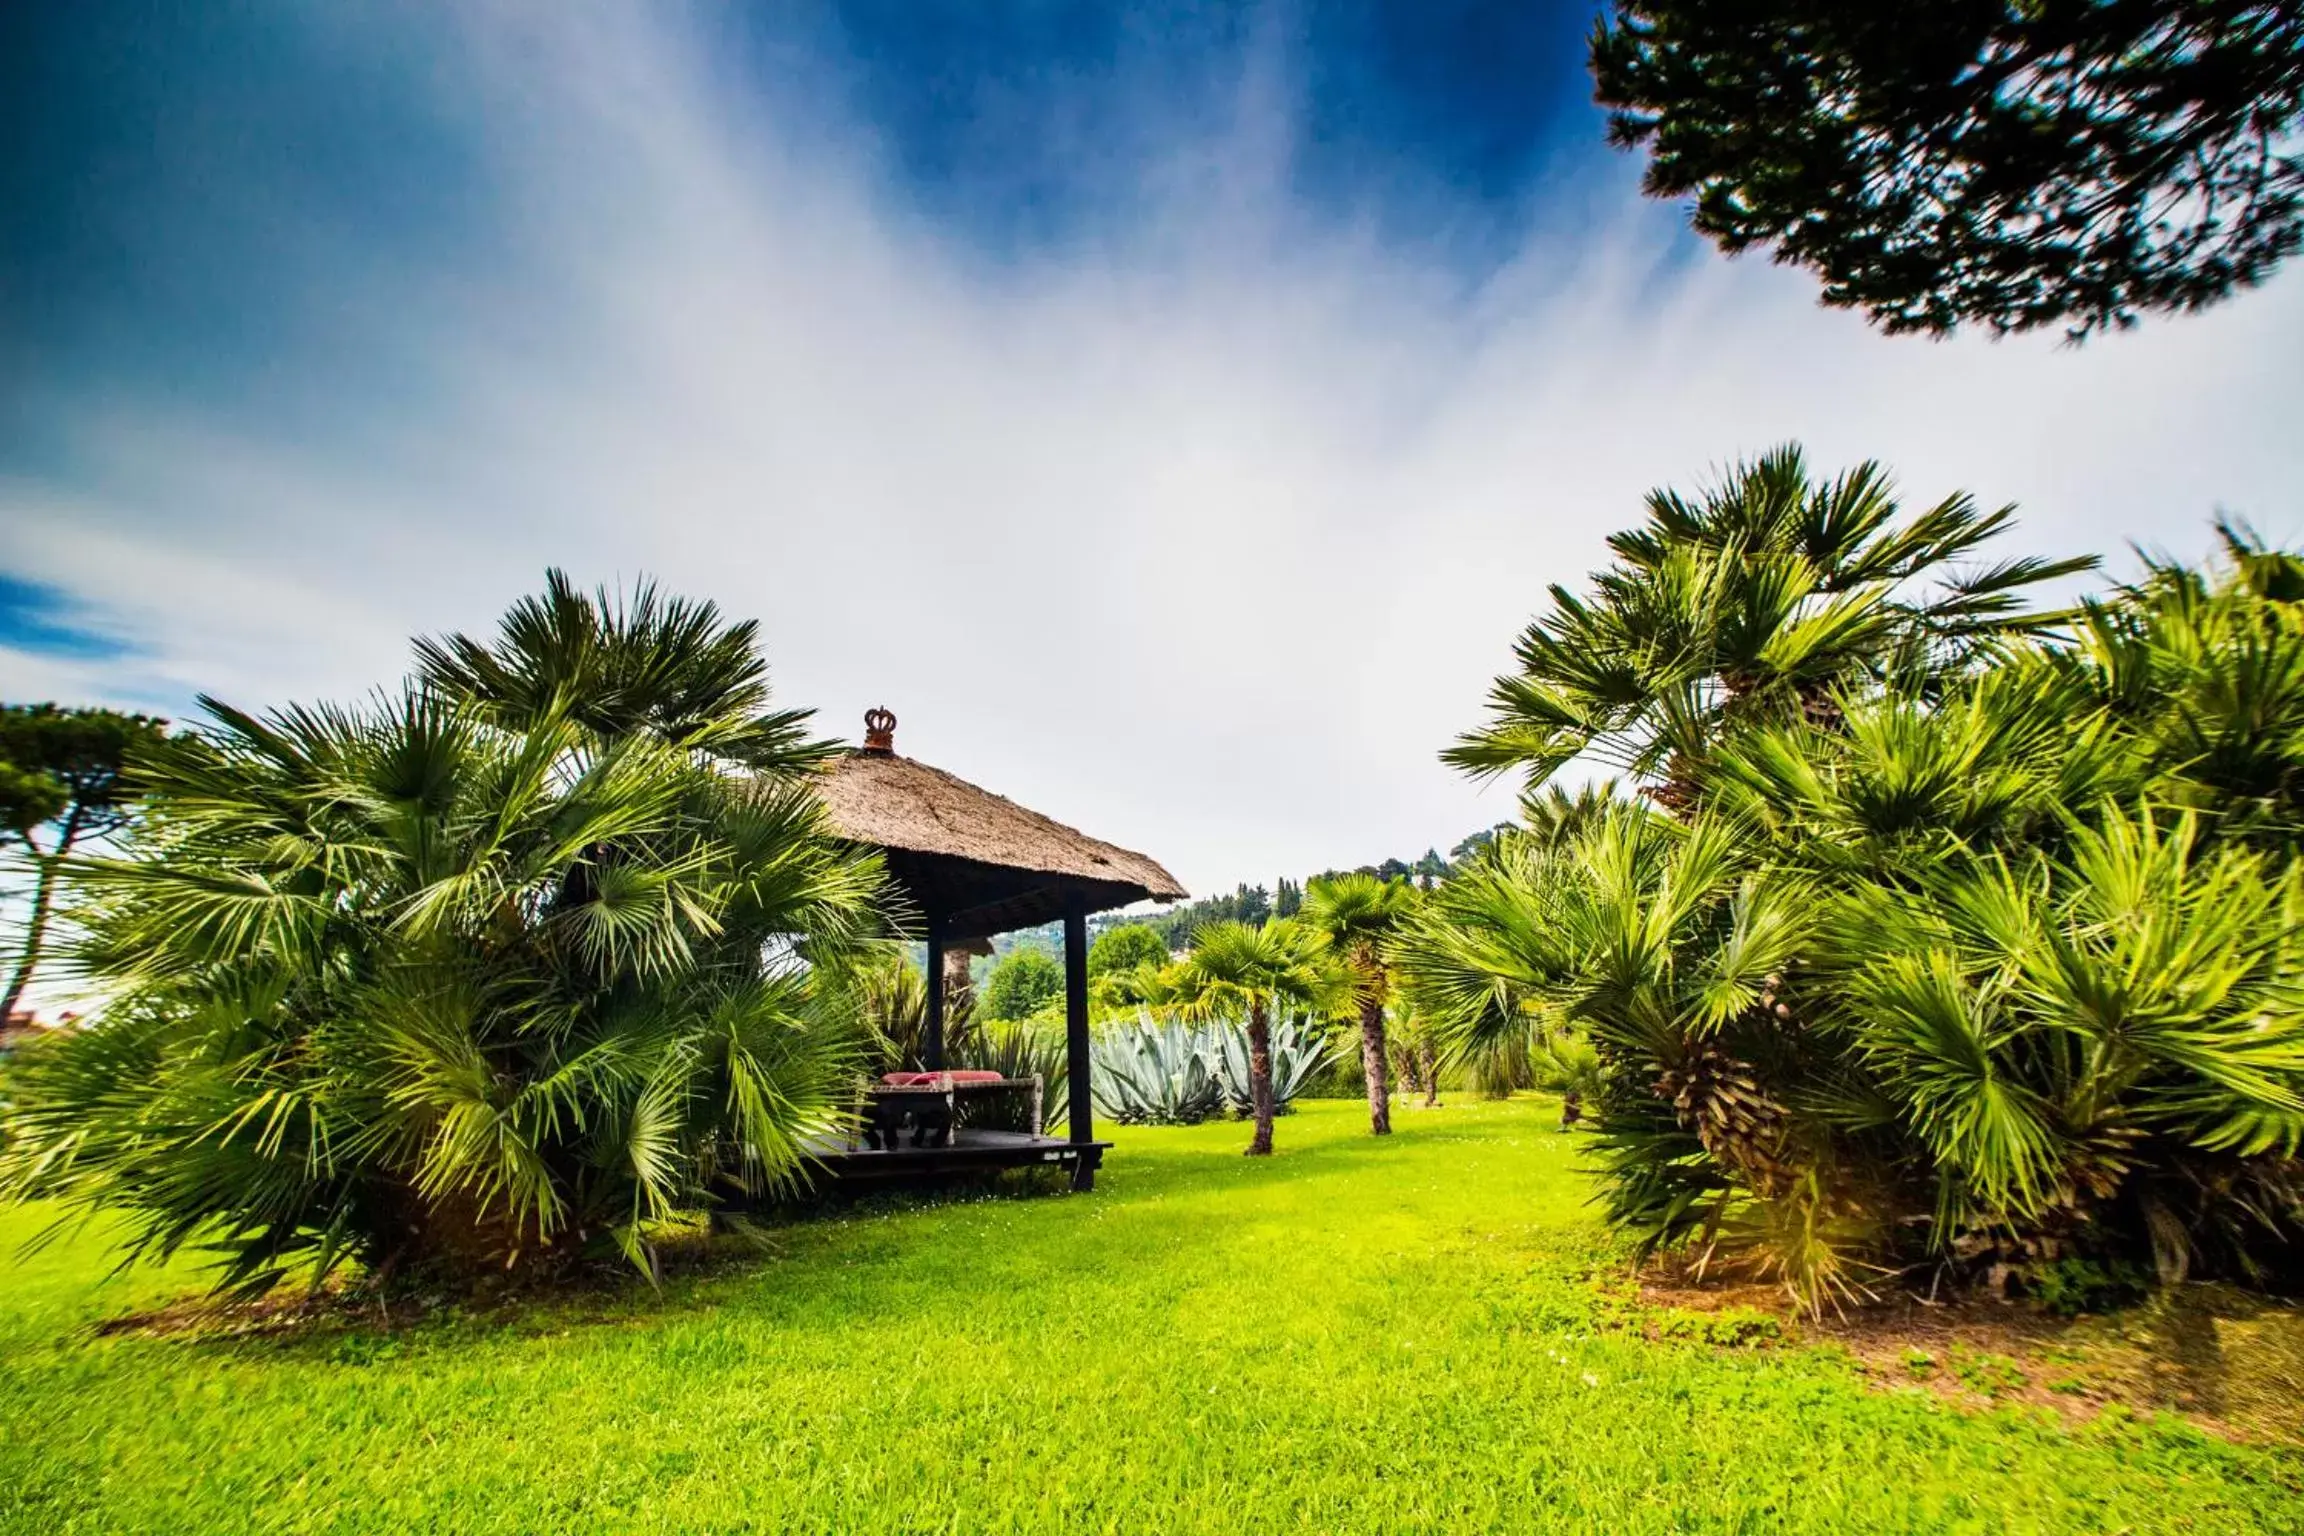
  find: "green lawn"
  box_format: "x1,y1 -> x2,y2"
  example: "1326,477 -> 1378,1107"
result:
3,1097 -> 2298,1534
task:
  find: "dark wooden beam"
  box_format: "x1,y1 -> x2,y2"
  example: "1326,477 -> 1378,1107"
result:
1063,900 -> 1094,1190
873,850 -> 1153,940
803,1130 -> 1110,1188
924,923 -> 946,1071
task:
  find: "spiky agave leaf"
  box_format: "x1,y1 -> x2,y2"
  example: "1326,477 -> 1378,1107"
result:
1091,1013 -> 1227,1126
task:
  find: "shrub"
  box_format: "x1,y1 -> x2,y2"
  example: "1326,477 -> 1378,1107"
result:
1405,510 -> 2304,1314
957,1015 -> 1069,1134
859,953 -> 983,1075
0,576 -> 883,1296
1089,923 -> 1169,977
981,949 -> 1063,1022
1302,1049 -> 1372,1100
2030,1258 -> 2152,1319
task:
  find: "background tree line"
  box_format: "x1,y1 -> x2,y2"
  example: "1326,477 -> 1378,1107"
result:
1132,839 -> 1499,953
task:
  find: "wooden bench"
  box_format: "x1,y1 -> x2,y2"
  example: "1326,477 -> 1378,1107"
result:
861,1072 -> 1043,1149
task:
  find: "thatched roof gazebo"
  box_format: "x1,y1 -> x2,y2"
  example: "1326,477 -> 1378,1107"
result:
814,708 -> 1186,1188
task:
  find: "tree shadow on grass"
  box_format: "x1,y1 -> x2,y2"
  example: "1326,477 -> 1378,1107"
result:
1779,1280 -> 2304,1447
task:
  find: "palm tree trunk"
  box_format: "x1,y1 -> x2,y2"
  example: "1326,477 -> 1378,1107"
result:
941,945 -> 976,1061
1418,1040 -> 1439,1108
1359,994 -> 1391,1135
1245,998 -> 1276,1155
1,830 -> 67,1023
1646,753 -> 1701,819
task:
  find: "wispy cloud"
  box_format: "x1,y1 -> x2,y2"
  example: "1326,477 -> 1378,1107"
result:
0,566 -> 162,711
4,2 -> 2301,896
0,574 -> 132,661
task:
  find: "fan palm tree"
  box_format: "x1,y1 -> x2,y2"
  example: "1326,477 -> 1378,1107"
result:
1173,919 -> 1346,1155
1300,873 -> 1420,1135
1409,708 -> 2304,1308
1396,803 -> 1839,1301
1415,495 -> 2304,1310
414,568 -> 828,772
4,579 -> 884,1297
1825,808 -> 2304,1277
2050,521 -> 2304,851
1385,1000 -> 1446,1109
1444,445 -> 2094,809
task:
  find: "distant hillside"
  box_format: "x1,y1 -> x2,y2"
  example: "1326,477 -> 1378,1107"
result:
962,824 -> 1516,965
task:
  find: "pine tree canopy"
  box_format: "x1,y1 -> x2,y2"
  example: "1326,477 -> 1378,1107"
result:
1591,1 -> 2304,338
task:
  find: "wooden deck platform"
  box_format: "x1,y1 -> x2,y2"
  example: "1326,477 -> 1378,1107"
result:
807,1129 -> 1110,1190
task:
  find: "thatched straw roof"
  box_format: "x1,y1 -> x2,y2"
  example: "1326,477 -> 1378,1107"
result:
814,712 -> 1185,937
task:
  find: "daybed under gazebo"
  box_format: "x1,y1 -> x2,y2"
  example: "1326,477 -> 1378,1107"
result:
812,708 -> 1187,1189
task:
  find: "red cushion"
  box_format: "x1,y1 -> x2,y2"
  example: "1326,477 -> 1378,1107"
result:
943,1070 -> 1007,1084
880,1072 -> 933,1086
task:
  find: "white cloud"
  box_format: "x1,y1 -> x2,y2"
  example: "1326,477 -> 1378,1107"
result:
5,3 -> 2301,903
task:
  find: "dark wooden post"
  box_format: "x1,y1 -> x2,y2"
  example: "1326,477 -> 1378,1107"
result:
924,924 -> 946,1072
1063,899 -> 1095,1189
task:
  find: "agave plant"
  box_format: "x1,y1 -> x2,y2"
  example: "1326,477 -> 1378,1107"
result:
1090,1014 -> 1227,1126
1086,1010 -> 1341,1126
1203,1009 -> 1345,1121
1,578 -> 884,1296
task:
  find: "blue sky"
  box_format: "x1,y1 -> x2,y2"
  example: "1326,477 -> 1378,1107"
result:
4,0 -> 2302,899
4,3 -> 1598,446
